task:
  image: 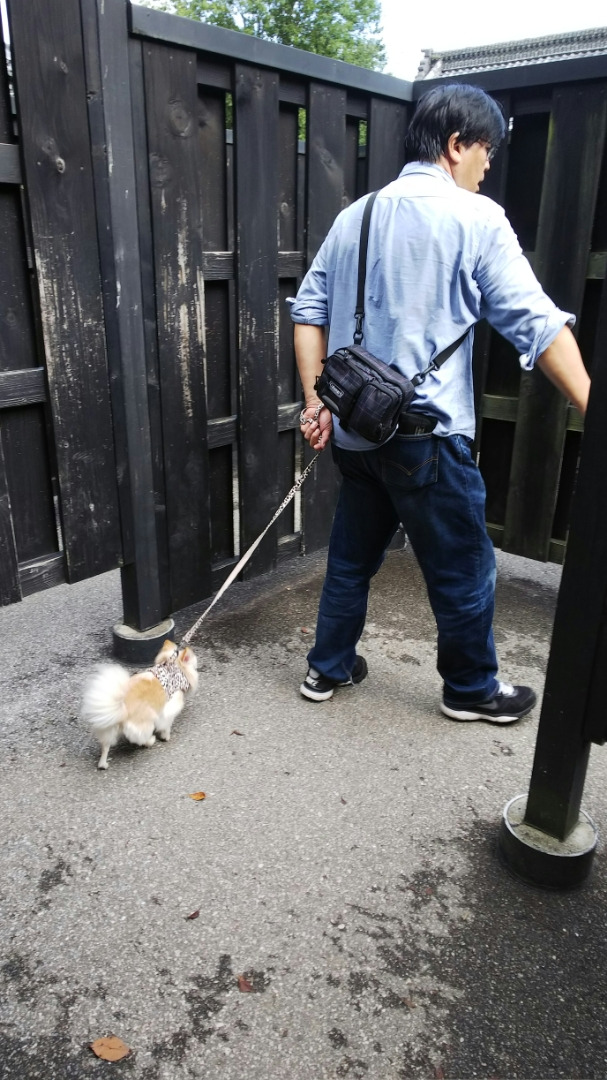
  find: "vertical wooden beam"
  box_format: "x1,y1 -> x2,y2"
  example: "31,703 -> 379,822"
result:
144,42 -> 211,611
503,83 -> 607,560
302,83 -> 346,554
367,98 -> 409,190
525,272 -> 607,837
80,0 -> 165,629
6,0 -> 121,582
472,92 -> 511,448
234,63 -> 279,576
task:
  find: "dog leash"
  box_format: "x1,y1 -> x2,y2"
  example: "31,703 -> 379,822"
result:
179,452 -> 321,647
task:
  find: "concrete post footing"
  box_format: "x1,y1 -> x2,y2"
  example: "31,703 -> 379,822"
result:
498,794 -> 598,890
112,618 -> 176,664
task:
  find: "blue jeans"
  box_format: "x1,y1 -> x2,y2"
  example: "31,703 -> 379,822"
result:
307,433 -> 499,704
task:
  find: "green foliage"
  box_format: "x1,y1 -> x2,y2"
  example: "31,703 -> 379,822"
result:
158,0 -> 386,70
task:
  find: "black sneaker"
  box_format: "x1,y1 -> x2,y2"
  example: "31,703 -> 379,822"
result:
441,682 -> 537,724
300,655 -> 368,702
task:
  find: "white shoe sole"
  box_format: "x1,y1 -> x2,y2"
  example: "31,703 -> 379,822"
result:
300,682 -> 335,701
440,703 -> 522,724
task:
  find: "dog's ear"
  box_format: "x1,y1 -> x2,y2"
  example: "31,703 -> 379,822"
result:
154,639 -> 176,663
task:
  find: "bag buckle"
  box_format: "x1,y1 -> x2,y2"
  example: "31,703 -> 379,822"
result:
411,360 -> 439,388
353,313 -> 364,346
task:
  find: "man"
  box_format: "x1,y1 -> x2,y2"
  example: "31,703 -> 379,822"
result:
289,84 -> 590,724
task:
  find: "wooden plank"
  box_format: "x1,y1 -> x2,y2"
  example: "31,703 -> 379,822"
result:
132,4 -> 414,102
278,252 -> 305,277
279,78 -> 306,107
302,82 -> 346,554
367,97 -> 409,189
7,0 -> 121,582
0,188 -> 40,374
127,32 -> 171,620
279,104 -> 298,253
196,58 -> 231,91
208,445 -> 234,564
208,415 -> 237,449
503,110 -> 550,251
346,94 -> 367,121
234,63 -> 280,577
144,41 -> 211,611
344,116 -> 359,205
79,0 -> 165,629
503,82 -> 607,561
587,252 -> 607,279
471,92 -> 511,451
0,368 -> 46,409
307,83 -> 346,260
1,406 -> 60,562
278,403 -> 301,431
19,552 -> 65,597
481,394 -> 518,423
0,432 -> 21,604
202,252 -> 234,279
0,143 -> 21,184
204,281 -> 232,420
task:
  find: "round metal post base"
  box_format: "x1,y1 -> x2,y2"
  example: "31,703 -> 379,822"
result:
498,794 -> 598,890
112,618 -> 176,664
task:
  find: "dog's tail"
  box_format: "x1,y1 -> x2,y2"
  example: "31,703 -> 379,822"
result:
81,664 -> 130,731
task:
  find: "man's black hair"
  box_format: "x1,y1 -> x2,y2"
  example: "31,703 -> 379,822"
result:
405,84 -> 506,163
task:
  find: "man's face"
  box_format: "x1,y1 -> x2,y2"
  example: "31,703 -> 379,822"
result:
453,141 -> 492,193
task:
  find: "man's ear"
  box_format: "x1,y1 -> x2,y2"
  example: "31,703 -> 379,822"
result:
445,131 -> 464,164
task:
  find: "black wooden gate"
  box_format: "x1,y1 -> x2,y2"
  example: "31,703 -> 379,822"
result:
2,0 -> 607,630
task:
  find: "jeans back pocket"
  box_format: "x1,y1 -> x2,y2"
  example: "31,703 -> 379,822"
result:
379,434 -> 439,493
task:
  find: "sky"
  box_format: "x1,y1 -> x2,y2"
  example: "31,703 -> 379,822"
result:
381,0 -> 607,80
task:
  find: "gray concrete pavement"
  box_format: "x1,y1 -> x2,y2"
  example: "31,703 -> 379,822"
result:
1,544 -> 607,1079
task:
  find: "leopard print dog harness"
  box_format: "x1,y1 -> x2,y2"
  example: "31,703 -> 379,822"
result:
150,659 -> 191,697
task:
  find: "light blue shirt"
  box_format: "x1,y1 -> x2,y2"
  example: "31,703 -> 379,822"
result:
289,162 -> 574,449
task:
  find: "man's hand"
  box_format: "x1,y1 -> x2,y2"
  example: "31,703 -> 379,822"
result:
294,323 -> 333,449
299,403 -> 333,451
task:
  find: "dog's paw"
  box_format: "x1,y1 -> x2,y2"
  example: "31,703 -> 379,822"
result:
145,736 -> 157,748
157,732 -> 171,742
97,762 -> 108,770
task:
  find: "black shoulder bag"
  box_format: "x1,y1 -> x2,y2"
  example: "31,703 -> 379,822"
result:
314,190 -> 469,444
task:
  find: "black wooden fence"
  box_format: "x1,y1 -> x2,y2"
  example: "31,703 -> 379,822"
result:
1,0 -> 606,630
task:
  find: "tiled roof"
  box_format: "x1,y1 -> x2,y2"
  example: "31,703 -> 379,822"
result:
416,26 -> 607,79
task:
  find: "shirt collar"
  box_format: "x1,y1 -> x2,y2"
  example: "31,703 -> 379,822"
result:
398,161 -> 455,185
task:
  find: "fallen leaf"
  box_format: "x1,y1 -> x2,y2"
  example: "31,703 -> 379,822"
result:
90,1036 -> 130,1062
237,974 -> 254,992
340,797 -> 347,805
434,1068 -> 445,1079
403,997 -> 416,1009
187,791 -> 206,801
230,730 -> 245,737
186,909 -> 200,920
301,627 -> 310,634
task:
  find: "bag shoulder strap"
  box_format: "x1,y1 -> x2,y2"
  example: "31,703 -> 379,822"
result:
353,188 -> 471,376
353,190 -> 379,345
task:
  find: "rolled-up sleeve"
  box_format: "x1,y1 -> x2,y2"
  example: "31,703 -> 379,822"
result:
288,240 -> 330,325
476,203 -> 575,370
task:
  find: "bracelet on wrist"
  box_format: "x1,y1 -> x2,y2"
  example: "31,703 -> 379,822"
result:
299,402 -> 324,425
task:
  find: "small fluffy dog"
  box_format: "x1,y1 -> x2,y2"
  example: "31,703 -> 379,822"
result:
82,640 -> 198,769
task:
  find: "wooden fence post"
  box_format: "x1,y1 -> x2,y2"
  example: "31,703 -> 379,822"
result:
7,0 -> 122,583
80,0 -> 168,632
